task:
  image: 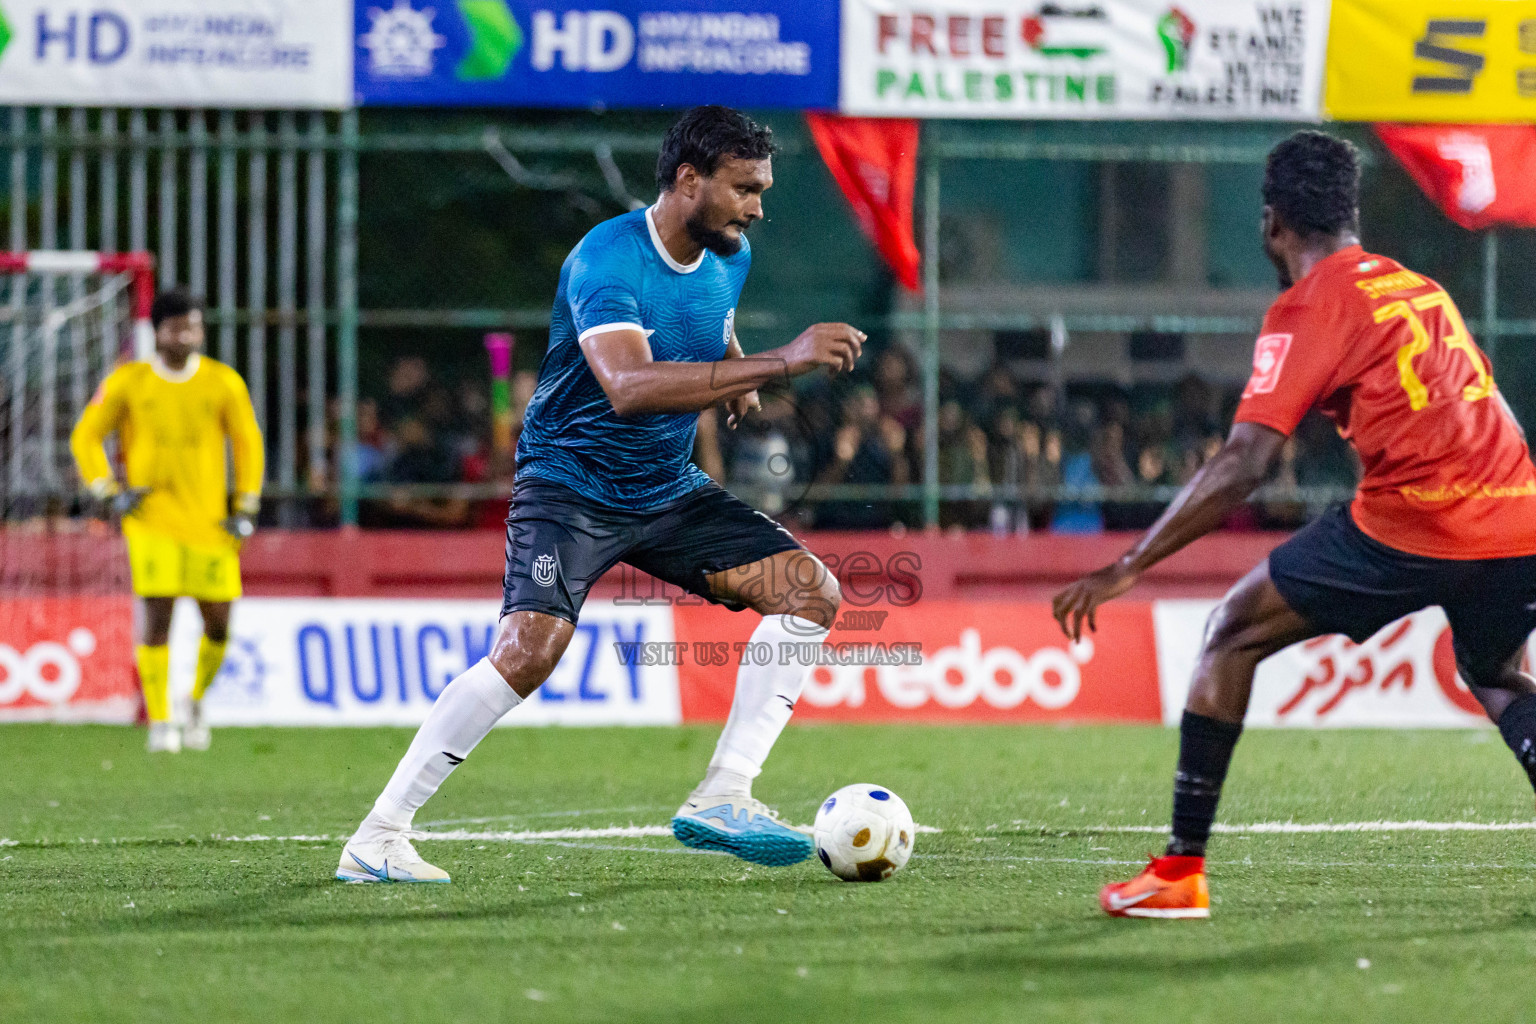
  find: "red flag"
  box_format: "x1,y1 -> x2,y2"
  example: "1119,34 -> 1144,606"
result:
805,113 -> 922,290
1375,123 -> 1536,230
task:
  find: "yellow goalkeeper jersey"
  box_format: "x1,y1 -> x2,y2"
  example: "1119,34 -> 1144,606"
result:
70,354 -> 264,552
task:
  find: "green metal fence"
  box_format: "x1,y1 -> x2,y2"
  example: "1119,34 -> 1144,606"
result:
1,110 -> 1524,529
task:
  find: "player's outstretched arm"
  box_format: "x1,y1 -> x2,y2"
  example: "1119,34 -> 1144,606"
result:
1051,422 -> 1286,641
580,323 -> 864,417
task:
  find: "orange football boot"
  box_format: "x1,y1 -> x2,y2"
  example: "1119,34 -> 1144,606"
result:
1099,855 -> 1210,919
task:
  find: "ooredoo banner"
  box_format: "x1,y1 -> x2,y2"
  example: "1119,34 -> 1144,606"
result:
673,601 -> 1163,723
0,596 -> 137,723
0,1 -> 353,109
839,0 -> 1330,120
355,0 -> 839,108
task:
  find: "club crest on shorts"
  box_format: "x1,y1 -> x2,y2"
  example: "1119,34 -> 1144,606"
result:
532,553 -> 558,587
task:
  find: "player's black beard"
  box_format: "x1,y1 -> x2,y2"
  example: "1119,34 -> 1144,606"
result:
1264,243 -> 1293,290
685,212 -> 746,257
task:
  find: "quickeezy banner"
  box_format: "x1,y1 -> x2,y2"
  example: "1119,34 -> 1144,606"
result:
1326,0 -> 1536,123
354,0 -> 839,108
172,598 -> 681,727
840,0 -> 1329,119
0,1 -> 352,108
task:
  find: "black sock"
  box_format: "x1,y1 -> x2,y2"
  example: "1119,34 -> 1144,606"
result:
1497,693 -> 1536,792
1168,711 -> 1244,857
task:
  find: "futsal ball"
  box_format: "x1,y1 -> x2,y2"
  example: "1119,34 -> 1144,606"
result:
812,784 -> 915,882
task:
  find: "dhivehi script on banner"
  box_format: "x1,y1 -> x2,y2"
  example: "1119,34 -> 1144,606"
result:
840,0 -> 1329,119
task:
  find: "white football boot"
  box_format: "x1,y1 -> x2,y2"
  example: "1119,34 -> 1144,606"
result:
181,698 -> 211,751
337,823 -> 450,883
146,721 -> 181,753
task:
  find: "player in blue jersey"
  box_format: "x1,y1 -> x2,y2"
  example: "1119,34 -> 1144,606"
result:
339,107 -> 867,883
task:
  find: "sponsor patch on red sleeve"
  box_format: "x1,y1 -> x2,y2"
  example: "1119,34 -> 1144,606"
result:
1243,333 -> 1293,397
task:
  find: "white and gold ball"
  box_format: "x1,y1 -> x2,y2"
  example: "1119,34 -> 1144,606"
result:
812,784 -> 915,882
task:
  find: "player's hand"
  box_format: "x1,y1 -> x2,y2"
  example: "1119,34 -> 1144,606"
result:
776,323 -> 865,377
110,487 -> 151,519
1051,560 -> 1140,642
725,389 -> 760,429
221,514 -> 256,542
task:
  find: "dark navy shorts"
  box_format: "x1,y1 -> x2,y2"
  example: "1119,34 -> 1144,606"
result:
501,478 -> 803,624
1269,505 -> 1536,685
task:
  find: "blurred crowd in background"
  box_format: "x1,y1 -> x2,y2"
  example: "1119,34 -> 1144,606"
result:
318,343 -> 1359,534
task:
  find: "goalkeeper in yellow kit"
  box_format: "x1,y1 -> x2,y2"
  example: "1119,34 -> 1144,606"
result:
70,289 -> 264,753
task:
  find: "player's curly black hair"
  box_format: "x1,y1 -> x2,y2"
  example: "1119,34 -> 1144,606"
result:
656,106 -> 776,192
150,287 -> 204,329
1262,130 -> 1361,237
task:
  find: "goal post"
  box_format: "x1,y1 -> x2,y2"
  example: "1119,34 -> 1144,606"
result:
0,250 -> 155,521
0,251 -> 152,723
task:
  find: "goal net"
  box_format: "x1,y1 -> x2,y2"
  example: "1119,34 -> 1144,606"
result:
0,251 -> 153,722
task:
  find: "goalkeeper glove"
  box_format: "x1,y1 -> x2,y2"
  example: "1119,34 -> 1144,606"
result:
87,479 -> 150,518
222,493 -> 260,541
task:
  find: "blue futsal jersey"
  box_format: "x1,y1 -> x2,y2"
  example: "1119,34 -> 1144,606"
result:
516,206 -> 751,509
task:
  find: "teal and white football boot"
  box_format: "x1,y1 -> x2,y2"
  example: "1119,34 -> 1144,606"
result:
671,794 -> 813,866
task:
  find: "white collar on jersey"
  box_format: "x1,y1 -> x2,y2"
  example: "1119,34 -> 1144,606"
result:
645,204 -> 705,275
149,352 -> 201,383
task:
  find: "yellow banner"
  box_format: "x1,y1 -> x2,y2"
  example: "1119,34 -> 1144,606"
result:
1325,0 -> 1536,121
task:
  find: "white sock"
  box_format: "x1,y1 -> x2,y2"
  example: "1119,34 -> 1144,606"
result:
360,658 -> 522,836
697,613 -> 830,798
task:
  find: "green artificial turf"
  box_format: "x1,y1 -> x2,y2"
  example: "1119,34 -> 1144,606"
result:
2,723 -> 1534,1023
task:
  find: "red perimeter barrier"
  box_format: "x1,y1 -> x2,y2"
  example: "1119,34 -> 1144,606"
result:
9,529 -> 1288,599
234,529 -> 1286,600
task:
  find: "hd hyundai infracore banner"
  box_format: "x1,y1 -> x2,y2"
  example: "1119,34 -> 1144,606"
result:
839,0 -> 1331,119
353,0 -> 840,108
0,0 -> 352,108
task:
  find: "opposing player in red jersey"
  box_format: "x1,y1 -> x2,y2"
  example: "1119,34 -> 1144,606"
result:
1052,131 -> 1536,919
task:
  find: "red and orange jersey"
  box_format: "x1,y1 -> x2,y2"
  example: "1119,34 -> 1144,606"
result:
1235,244 -> 1536,560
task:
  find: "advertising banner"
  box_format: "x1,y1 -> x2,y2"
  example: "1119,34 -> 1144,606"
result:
0,596 -> 137,723
355,0 -> 838,108
172,598 -> 681,727
1153,601 -> 1520,728
11,592 -> 1526,729
839,0 -> 1329,120
1326,0 -> 1536,123
673,601 -> 1163,723
0,1 -> 352,109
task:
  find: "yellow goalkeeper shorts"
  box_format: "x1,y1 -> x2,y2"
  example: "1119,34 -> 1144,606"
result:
126,530 -> 243,602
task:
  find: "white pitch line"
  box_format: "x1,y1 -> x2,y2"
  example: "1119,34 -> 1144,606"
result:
417,825 -> 945,842
415,806 -> 666,828
499,838 -> 727,856
1075,820 -> 1536,835
423,826 -> 674,841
